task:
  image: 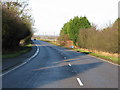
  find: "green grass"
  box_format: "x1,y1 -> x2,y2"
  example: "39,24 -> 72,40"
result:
26,44 -> 33,47
44,40 -> 119,65
74,49 -> 119,64
2,46 -> 32,59
41,39 -> 51,42
90,53 -> 118,63
41,40 -> 119,65
41,39 -> 61,46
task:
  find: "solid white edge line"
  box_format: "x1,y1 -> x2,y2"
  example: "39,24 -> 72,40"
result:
0,45 -> 39,77
69,48 -> 119,66
68,63 -> 71,66
88,55 -> 120,66
77,78 -> 83,86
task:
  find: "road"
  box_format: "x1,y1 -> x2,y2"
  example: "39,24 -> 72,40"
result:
2,40 -> 118,88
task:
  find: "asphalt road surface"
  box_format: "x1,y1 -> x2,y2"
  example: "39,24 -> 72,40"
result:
2,40 -> 118,88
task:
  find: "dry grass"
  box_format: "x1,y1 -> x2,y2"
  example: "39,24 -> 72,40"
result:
42,40 -> 119,64
79,48 -> 118,58
48,40 -> 118,58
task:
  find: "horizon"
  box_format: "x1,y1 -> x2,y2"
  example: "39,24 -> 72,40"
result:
29,0 -> 119,36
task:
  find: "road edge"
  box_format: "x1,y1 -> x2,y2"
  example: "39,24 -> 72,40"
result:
42,40 -> 119,67
1,43 -> 39,76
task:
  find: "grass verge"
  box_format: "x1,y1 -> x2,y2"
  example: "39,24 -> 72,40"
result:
2,45 -> 32,59
41,39 -> 119,65
74,48 -> 118,65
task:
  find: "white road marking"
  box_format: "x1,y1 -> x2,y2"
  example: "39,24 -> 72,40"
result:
0,45 -> 39,77
72,71 -> 76,72
89,55 -> 120,66
64,57 -> 67,59
68,63 -> 71,66
77,78 -> 83,86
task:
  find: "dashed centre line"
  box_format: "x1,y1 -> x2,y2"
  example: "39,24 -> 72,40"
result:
77,78 -> 84,86
64,57 -> 67,59
68,63 -> 71,66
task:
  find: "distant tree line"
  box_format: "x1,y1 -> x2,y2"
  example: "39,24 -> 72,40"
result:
2,1 -> 33,51
59,16 -> 119,53
60,16 -> 91,45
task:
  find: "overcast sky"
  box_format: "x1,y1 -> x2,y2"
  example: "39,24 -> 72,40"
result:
29,0 -> 119,36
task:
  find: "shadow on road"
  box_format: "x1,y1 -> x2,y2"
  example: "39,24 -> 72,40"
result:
28,40 -> 104,87
3,40 -> 105,88
31,62 -> 103,87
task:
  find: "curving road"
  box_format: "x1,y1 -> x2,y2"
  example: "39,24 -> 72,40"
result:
2,40 -> 118,88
